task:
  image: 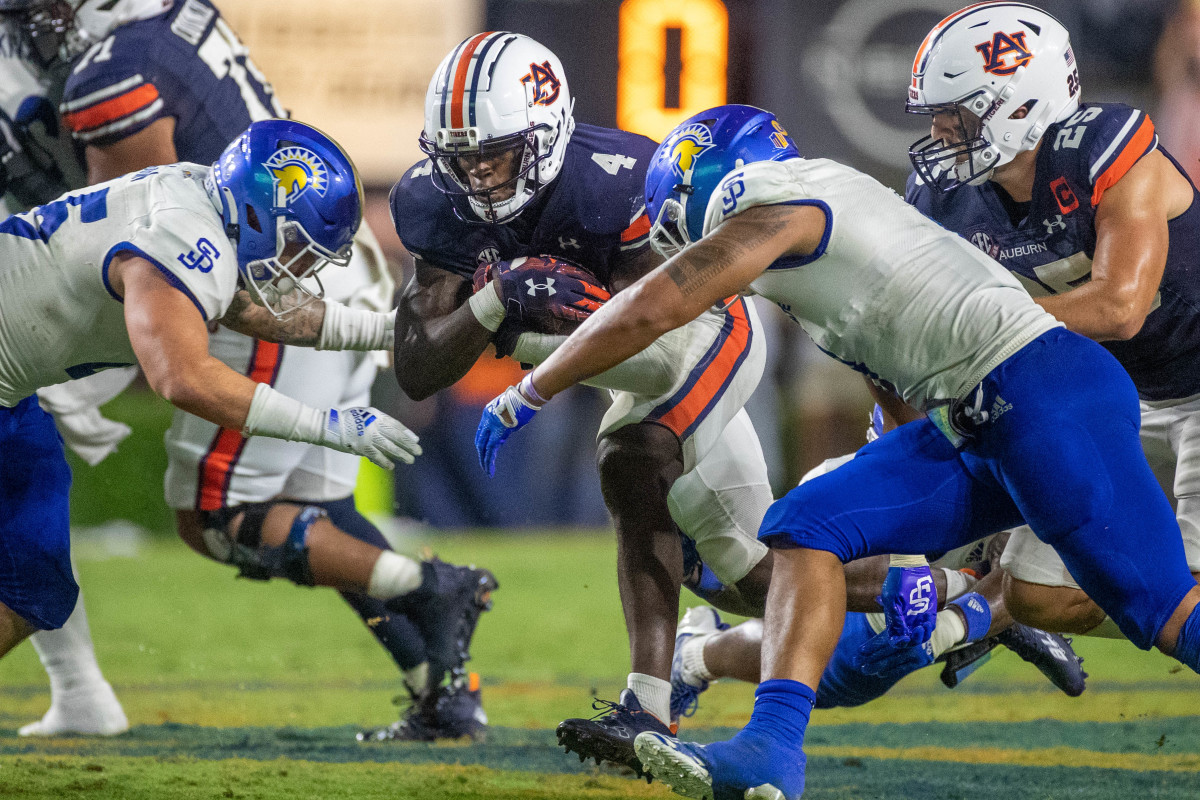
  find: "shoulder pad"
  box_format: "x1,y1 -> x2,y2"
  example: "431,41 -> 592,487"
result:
389,162 -> 476,276
61,21 -> 172,145
1046,103 -> 1158,206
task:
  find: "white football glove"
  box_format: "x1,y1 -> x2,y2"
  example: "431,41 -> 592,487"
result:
320,406 -> 421,469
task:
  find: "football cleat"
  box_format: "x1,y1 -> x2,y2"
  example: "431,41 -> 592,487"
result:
386,557 -> 498,683
997,622 -> 1087,697
670,606 -> 730,724
556,689 -> 674,779
357,674 -> 488,742
938,637 -> 997,689
634,732 -> 789,800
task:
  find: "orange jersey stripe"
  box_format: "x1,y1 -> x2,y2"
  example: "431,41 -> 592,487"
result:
1092,117 -> 1156,207
655,301 -> 750,437
621,213 -> 651,243
450,32 -> 493,130
196,342 -> 282,512
62,83 -> 160,133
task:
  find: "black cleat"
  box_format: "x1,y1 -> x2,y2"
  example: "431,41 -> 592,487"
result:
357,675 -> 489,742
556,689 -> 674,780
939,637 -> 998,688
997,622 -> 1087,697
387,557 -> 498,681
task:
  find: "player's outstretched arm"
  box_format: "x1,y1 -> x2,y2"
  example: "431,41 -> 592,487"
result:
218,290 -> 395,353
1036,150 -> 1189,341
393,258 -> 496,400
117,254 -> 420,469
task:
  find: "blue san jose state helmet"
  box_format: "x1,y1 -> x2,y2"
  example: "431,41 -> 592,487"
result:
645,104 -> 800,258
207,118 -> 363,315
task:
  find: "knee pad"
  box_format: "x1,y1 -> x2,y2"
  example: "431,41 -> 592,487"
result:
201,503 -> 324,587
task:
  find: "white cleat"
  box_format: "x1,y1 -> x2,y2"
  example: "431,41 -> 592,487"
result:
635,731 -> 715,800
745,785 -> 786,800
18,682 -> 129,737
678,606 -> 727,639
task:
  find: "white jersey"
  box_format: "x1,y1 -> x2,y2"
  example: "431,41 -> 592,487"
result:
0,163 -> 237,406
704,159 -> 1061,407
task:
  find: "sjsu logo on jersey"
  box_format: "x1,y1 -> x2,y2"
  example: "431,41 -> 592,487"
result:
521,61 -> 561,106
975,31 -> 1033,76
263,146 -> 328,208
665,123 -> 715,177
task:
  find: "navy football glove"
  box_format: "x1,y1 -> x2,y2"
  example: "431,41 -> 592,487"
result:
472,255 -> 610,339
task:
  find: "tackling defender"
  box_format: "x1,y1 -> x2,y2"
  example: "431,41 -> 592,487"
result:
0,0 -> 496,740
476,103 -> 1200,799
0,120 -> 437,676
391,32 -> 776,768
905,1 -> 1200,639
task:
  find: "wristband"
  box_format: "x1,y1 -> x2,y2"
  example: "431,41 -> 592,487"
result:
242,383 -> 325,444
889,554 -> 929,568
468,282 -> 506,332
518,373 -> 549,406
317,301 -> 393,351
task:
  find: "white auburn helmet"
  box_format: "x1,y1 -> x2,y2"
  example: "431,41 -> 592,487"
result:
907,2 -> 1080,191
419,31 -> 575,224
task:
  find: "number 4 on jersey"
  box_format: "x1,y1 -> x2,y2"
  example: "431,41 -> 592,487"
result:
591,152 -> 636,175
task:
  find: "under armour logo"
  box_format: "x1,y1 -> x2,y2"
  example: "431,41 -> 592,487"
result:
558,236 -> 580,250
526,278 -> 556,296
1043,215 -> 1067,235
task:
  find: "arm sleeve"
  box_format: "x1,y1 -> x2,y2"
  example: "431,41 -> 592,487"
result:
512,327 -> 691,397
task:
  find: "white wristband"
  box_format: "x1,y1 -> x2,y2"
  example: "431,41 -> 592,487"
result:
468,283 -> 506,332
317,300 -> 394,351
242,383 -> 326,444
889,554 -> 929,568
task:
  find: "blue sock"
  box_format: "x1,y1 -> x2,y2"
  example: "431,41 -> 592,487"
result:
704,680 -> 814,800
1176,603 -> 1200,673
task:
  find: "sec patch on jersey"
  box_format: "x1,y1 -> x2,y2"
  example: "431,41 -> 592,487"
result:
473,255 -> 610,338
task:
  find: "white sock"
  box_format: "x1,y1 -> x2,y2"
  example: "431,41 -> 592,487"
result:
680,634 -> 716,686
403,662 -> 430,698
941,568 -> 975,602
30,591 -> 106,695
366,551 -> 423,600
627,673 -> 672,724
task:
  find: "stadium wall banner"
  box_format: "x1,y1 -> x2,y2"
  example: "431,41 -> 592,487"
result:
218,0 -> 484,184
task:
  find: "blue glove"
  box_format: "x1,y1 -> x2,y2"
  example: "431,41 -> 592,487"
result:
854,630 -> 935,680
879,563 -> 938,647
475,378 -> 544,476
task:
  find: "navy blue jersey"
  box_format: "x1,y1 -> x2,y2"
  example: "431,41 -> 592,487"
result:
908,102 -> 1200,401
391,123 -> 657,285
59,0 -> 285,164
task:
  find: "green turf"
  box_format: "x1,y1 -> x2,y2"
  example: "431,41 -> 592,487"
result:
6,392 -> 1200,797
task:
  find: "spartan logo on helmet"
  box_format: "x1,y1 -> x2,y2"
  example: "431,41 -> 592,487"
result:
264,146 -> 329,208
666,123 -> 715,178
521,60 -> 562,106
975,31 -> 1034,76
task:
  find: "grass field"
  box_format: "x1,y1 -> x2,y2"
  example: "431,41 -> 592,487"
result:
2,530 -> 1200,799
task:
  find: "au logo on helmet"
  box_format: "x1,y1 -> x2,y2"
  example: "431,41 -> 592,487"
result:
975,31 -> 1034,76
263,146 -> 329,208
666,123 -> 715,177
521,60 -> 561,106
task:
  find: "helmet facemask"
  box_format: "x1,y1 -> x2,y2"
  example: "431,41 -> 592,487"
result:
419,123 -> 553,224
241,216 -> 351,316
648,195 -> 692,259
0,0 -> 88,68
907,93 -> 1003,191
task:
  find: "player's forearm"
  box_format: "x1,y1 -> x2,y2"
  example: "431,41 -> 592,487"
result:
218,290 -> 325,345
149,356 -> 255,431
1034,282 -> 1149,341
530,281 -> 681,400
393,301 -> 495,400
512,328 -> 686,396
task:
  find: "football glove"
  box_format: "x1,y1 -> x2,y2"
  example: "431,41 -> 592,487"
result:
855,631 -> 935,680
879,563 -> 938,647
475,377 -> 543,476
472,255 -> 610,335
321,406 -> 422,469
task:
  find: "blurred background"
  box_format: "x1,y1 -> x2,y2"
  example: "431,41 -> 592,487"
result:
75,0 -> 1200,533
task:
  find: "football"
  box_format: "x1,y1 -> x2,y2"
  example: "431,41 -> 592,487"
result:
473,255 -> 611,338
